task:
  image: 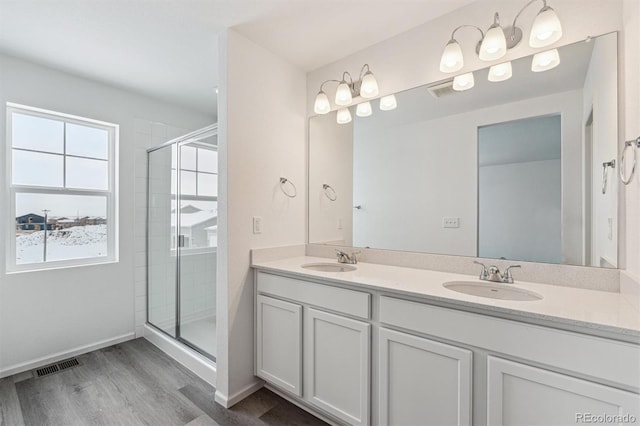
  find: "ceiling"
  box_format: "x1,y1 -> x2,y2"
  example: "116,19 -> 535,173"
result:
0,0 -> 475,116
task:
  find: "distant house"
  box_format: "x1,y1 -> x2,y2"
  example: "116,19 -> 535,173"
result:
171,210 -> 217,248
16,214 -> 52,231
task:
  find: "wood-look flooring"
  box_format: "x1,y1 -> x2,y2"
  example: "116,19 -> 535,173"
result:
0,338 -> 327,426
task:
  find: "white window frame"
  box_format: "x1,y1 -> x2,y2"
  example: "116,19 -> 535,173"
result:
6,102 -> 119,273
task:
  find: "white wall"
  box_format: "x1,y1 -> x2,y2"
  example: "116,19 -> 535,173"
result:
0,53 -> 212,376
217,29 -> 306,406
621,0 -> 640,281
480,159 -> 562,263
347,89 -> 582,261
582,33 -> 619,267
308,113 -> 353,245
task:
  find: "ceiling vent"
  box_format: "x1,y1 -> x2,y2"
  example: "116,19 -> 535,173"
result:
427,79 -> 456,98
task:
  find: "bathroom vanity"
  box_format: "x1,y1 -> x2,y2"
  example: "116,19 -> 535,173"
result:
252,255 -> 640,426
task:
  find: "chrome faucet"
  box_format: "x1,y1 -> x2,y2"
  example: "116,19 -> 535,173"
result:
336,249 -> 359,264
473,261 -> 521,284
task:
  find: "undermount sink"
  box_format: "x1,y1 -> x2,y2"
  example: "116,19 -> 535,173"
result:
301,263 -> 357,272
443,281 -> 543,301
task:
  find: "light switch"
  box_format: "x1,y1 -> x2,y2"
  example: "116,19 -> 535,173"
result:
443,217 -> 460,228
253,216 -> 262,234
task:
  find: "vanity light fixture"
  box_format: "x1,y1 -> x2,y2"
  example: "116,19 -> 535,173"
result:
313,64 -> 379,114
488,61 -> 513,82
440,0 -> 563,73
313,64 -> 398,123
531,48 -> 560,72
336,108 -> 352,124
452,72 -> 475,91
356,101 -> 373,117
379,95 -> 397,111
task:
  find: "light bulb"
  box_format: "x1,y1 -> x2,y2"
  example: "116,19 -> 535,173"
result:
529,6 -> 563,48
488,61 -> 512,82
336,107 -> 352,124
379,94 -> 397,111
360,72 -> 379,98
313,91 -> 331,114
531,49 -> 560,72
335,81 -> 353,105
479,24 -> 507,61
452,72 -> 475,91
356,102 -> 372,117
439,39 -> 464,73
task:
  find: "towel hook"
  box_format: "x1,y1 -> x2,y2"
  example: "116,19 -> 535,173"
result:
322,184 -> 337,201
620,137 -> 640,185
279,177 -> 297,198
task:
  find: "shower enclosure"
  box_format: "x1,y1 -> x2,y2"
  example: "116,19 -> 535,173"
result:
147,125 -> 217,360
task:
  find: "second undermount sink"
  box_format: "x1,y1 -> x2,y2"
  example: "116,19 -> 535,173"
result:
443,281 -> 543,301
301,263 -> 357,273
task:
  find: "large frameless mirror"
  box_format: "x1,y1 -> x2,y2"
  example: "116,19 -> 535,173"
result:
309,31 -> 619,268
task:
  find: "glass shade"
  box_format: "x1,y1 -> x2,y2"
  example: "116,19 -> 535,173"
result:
360,72 -> 379,98
531,49 -> 560,72
336,108 -> 352,124
314,91 -> 331,114
452,72 -> 475,91
479,24 -> 507,61
529,6 -> 563,48
335,81 -> 353,106
488,61 -> 513,82
439,40 -> 464,73
356,102 -> 373,117
379,95 -> 397,111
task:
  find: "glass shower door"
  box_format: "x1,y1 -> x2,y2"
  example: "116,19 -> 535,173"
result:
147,144 -> 178,337
176,134 -> 218,359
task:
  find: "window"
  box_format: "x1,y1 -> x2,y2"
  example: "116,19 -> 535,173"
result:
7,103 -> 118,271
170,141 -> 218,251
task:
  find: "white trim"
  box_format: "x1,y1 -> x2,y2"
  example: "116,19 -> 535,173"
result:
143,324 -> 216,387
0,332 -> 134,379
214,379 -> 264,408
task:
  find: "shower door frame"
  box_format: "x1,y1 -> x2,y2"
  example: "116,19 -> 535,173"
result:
146,124 -> 218,361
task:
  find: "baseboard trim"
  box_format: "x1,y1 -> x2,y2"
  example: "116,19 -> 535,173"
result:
143,324 -> 216,387
0,332 -> 135,379
215,379 -> 264,408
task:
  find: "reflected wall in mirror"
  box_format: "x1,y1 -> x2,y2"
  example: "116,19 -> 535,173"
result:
308,32 -> 618,268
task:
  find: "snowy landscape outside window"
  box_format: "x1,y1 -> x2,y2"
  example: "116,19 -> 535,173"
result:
7,103 -> 118,271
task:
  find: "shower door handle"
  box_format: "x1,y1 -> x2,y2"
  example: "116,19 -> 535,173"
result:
178,235 -> 185,248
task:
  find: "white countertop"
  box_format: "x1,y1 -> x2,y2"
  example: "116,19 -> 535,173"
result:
252,256 -> 640,341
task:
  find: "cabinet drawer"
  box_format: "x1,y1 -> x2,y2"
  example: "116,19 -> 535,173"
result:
257,272 -> 370,319
380,296 -> 640,390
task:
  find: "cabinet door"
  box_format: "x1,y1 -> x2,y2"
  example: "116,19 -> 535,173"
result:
378,328 -> 473,426
487,356 -> 640,426
304,308 -> 370,425
256,295 -> 302,396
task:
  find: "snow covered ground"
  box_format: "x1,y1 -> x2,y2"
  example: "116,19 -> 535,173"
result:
16,224 -> 107,264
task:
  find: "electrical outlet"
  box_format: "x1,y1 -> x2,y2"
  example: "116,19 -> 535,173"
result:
253,216 -> 262,234
443,217 -> 460,228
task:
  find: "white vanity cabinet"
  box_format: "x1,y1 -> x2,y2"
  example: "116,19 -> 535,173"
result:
255,271 -> 371,425
256,294 -> 303,396
305,308 -> 370,425
487,356 -> 640,426
378,327 -> 472,426
255,269 -> 640,426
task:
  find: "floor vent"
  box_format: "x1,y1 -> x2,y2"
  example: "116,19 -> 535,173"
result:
58,358 -> 80,370
35,364 -> 59,377
35,358 -> 81,378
